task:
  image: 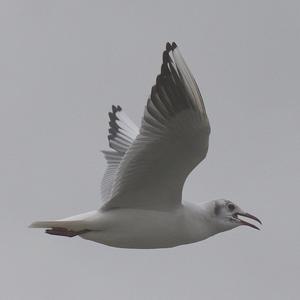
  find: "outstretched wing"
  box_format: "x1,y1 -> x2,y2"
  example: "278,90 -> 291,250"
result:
101,105 -> 139,202
103,42 -> 210,210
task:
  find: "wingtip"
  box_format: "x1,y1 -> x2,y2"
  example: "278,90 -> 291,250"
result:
112,105 -> 122,114
166,42 -> 178,51
172,42 -> 178,49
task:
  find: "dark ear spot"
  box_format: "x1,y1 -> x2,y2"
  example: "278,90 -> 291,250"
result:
214,202 -> 221,215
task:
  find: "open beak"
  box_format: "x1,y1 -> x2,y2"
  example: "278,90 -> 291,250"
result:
234,212 -> 262,230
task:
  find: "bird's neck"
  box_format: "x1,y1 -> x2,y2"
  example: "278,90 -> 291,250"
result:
183,202 -> 224,241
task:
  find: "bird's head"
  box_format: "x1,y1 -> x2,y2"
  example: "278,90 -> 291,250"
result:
211,199 -> 262,231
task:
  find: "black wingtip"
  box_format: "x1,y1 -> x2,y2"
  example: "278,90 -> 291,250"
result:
109,105 -> 122,121
108,105 -> 123,141
112,105 -> 122,114
166,42 -> 178,50
166,42 -> 178,51
166,42 -> 172,51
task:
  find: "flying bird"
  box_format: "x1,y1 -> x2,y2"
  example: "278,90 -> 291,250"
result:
30,42 -> 261,248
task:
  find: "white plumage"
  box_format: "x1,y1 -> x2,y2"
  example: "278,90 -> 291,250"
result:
30,42 -> 261,248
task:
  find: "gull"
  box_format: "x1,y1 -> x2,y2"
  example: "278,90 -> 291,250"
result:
30,42 -> 261,249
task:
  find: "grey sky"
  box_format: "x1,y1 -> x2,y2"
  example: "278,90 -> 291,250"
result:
1,1 -> 299,299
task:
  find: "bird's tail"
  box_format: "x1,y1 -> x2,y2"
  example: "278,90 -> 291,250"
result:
29,220 -> 89,237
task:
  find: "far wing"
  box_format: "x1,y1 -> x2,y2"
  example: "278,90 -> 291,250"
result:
103,43 -> 210,210
101,105 -> 139,202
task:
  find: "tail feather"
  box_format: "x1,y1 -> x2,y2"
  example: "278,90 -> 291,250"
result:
29,220 -> 89,237
29,211 -> 98,237
29,220 -> 85,231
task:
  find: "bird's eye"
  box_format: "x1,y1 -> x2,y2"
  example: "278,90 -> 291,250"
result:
228,203 -> 235,211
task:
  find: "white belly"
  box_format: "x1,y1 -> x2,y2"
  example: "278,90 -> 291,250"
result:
79,205 -> 216,249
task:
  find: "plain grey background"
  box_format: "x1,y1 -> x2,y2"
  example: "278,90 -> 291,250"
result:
1,1 -> 299,299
